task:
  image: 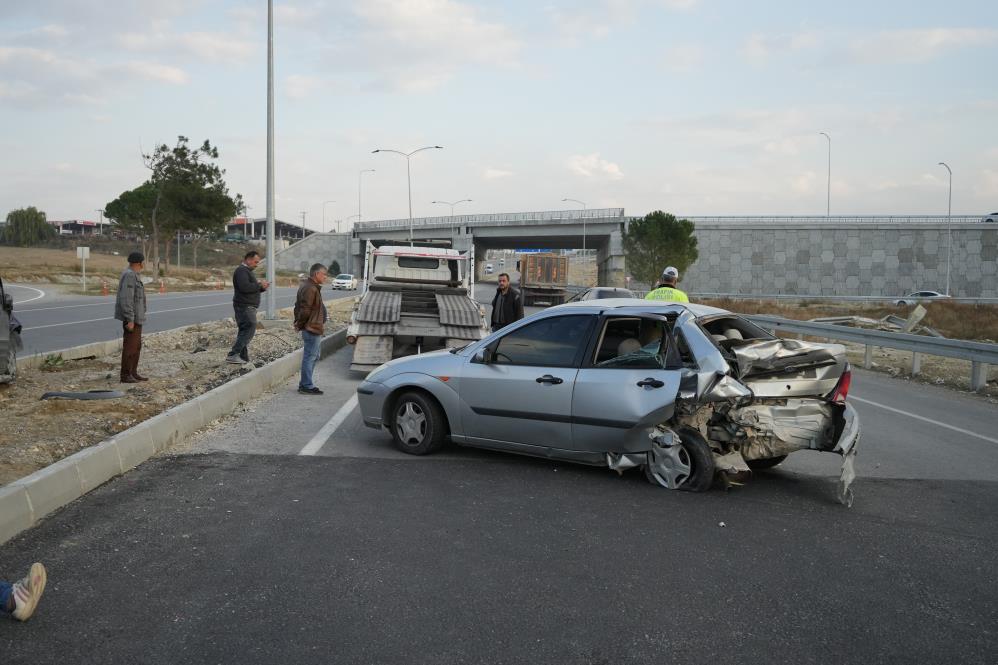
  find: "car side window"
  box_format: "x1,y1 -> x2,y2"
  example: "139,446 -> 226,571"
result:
592,318 -> 673,369
493,315 -> 594,367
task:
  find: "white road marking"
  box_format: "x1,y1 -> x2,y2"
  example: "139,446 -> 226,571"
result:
18,290 -> 231,312
300,395 -> 359,456
7,284 -> 46,305
20,296 -> 297,330
850,395 -> 998,445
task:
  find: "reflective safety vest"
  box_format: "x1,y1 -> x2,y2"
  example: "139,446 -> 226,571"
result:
644,286 -> 689,302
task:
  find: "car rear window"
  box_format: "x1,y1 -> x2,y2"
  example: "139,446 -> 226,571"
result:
398,257 -> 440,269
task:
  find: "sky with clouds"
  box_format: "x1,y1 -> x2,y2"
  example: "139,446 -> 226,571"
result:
1,0 -> 996,229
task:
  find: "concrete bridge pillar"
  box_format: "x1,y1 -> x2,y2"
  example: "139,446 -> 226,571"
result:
598,230 -> 626,287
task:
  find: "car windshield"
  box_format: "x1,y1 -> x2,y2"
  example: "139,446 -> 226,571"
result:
336,274 -> 352,279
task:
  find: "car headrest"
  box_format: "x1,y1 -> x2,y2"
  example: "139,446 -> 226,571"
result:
724,328 -> 744,340
617,338 -> 642,356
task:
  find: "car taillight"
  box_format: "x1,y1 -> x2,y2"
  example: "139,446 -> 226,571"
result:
829,367 -> 852,403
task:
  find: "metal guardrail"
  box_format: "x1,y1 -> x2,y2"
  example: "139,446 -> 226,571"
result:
744,314 -> 996,391
355,208 -> 625,231
681,215 -> 985,224
692,293 -> 998,304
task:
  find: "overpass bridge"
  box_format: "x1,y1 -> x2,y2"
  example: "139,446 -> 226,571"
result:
268,212 -> 995,297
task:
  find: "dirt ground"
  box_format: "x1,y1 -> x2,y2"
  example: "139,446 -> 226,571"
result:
0,298 -> 355,486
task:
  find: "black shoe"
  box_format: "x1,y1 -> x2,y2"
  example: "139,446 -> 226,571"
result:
298,386 -> 324,395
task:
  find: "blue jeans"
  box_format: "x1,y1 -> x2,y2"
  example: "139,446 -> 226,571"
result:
299,330 -> 321,389
0,580 -> 11,613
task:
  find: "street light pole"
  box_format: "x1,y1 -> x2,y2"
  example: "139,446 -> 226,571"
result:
372,146 -> 443,245
819,132 -> 831,217
562,198 -> 587,253
343,214 -> 360,234
358,169 -> 374,225
265,0 -> 276,319
95,209 -> 104,236
431,199 -> 472,240
938,161 -> 953,296
322,200 -> 336,234
300,210 -> 307,239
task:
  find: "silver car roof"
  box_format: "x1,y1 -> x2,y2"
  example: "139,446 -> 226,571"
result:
549,298 -> 729,318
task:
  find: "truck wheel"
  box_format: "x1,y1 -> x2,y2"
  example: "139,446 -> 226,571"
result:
390,391 -> 447,455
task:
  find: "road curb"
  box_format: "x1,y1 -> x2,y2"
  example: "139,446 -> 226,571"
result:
0,327 -> 346,545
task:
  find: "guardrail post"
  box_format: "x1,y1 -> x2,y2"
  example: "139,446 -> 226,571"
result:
970,362 -> 988,392
911,352 -> 921,376
863,345 -> 873,369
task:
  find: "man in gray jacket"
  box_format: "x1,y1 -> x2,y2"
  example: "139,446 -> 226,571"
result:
114,252 -> 148,383
227,250 -> 269,364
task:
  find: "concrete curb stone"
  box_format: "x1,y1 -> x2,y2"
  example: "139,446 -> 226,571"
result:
0,326 -> 348,545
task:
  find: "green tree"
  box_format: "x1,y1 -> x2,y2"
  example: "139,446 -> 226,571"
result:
621,211 -> 699,287
2,207 -> 55,246
134,136 -> 241,274
329,260 -> 341,275
104,182 -> 162,259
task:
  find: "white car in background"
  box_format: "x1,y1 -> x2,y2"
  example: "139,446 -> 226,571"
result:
892,290 -> 950,306
331,273 -> 357,290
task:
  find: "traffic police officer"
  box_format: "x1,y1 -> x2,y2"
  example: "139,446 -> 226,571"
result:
644,266 -> 689,302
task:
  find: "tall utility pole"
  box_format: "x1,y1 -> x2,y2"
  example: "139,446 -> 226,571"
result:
300,210 -> 307,239
95,209 -> 104,236
358,169 -> 375,225
938,161 -> 953,296
265,0 -> 276,319
372,146 -> 443,245
431,199 -> 472,240
819,132 -> 831,216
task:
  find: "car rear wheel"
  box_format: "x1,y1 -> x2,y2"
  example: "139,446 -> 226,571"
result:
390,391 -> 447,455
745,455 -> 787,470
644,426 -> 715,492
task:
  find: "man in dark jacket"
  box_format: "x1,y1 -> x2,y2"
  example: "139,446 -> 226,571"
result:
114,252 -> 148,383
490,272 -> 524,332
227,251 -> 269,364
294,263 -> 328,395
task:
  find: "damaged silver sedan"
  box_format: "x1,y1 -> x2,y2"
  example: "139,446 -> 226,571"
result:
356,300 -> 860,505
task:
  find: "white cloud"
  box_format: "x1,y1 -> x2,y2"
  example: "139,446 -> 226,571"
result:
849,28 -> 998,65
119,61 -> 188,84
975,169 -> 998,198
662,43 -> 703,73
567,153 -> 624,180
742,31 -> 819,64
286,74 -> 322,99
791,171 -> 817,194
117,31 -> 255,64
484,168 -> 514,180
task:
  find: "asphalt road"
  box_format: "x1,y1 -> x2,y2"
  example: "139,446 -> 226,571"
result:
10,285 -> 359,356
1,345 -> 995,663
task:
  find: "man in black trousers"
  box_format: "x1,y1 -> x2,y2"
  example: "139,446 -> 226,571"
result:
227,250 -> 269,364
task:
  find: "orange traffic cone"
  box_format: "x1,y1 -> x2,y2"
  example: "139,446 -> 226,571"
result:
159,279 -> 165,295
101,280 -> 109,296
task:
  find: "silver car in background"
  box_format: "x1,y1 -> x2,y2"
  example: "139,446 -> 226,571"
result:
357,300 -> 860,504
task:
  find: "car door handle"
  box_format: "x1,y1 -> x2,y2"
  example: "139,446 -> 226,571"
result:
535,375 -> 564,385
636,378 -> 665,388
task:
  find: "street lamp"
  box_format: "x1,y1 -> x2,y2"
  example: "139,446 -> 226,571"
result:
431,199 -> 472,239
322,200 -> 336,234
300,210 -> 307,239
819,132 -> 831,217
95,209 -> 104,236
938,161 -> 953,296
358,169 -> 375,225
562,198 -> 587,253
265,0 -> 276,319
372,146 -> 443,245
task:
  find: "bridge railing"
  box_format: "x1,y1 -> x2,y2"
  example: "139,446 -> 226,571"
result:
681,215 -> 985,224
355,208 -> 625,231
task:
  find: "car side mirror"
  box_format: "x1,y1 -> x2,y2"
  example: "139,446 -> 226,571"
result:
473,347 -> 492,364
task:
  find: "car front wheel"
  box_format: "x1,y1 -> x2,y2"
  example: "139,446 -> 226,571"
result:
644,426 -> 715,492
390,391 -> 447,455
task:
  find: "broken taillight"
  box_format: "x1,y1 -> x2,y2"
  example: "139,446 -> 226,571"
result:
828,366 -> 852,403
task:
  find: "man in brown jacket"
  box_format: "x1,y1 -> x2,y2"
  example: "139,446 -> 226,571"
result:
294,263 -> 328,395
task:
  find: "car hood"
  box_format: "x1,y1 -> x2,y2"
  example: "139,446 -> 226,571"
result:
366,348 -> 459,382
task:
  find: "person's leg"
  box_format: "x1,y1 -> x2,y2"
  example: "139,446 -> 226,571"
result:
131,324 -> 145,379
240,306 -> 257,361
228,306 -> 254,360
299,330 -> 319,389
0,580 -> 12,614
121,323 -> 139,381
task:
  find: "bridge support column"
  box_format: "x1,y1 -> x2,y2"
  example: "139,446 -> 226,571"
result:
597,230 -> 626,288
